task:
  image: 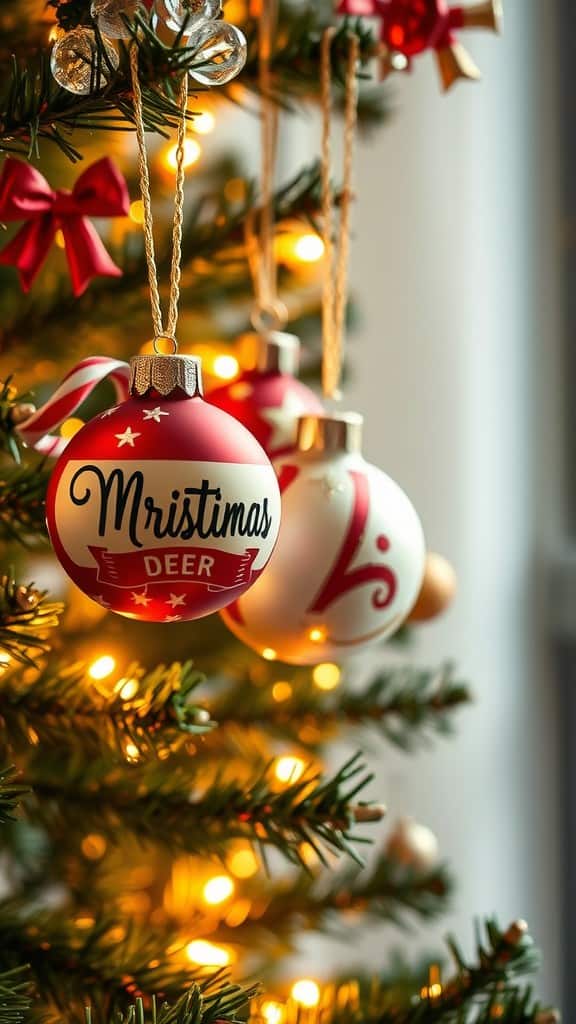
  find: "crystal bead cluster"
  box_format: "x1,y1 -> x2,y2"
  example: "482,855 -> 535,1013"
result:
50,0 -> 247,95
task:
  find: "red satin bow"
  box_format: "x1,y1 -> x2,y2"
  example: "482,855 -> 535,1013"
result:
0,157 -> 130,297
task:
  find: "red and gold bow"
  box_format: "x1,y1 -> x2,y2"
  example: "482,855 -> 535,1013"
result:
0,157 -> 129,296
336,0 -> 502,90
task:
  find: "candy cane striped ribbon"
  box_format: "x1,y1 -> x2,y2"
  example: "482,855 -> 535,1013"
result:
16,356 -> 131,458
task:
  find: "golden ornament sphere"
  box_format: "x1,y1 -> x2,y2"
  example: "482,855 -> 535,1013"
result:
407,551 -> 457,623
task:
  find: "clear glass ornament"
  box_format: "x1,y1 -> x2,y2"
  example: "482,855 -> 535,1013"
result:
50,28 -> 119,95
187,21 -> 247,86
90,0 -> 138,39
155,0 -> 222,34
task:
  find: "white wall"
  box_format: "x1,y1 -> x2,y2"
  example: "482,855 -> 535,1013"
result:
286,0 -> 563,1005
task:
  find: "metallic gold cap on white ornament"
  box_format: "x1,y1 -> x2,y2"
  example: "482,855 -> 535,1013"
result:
296,411 -> 363,455
254,331 -> 301,375
129,354 -> 204,398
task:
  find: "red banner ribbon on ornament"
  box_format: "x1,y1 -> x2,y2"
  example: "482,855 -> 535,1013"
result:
88,545 -> 260,591
0,157 -> 129,296
16,356 -> 130,458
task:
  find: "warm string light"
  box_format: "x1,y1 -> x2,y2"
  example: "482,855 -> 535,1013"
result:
274,755 -> 306,785
272,681 -> 293,703
312,663 -> 341,691
202,874 -> 235,905
163,137 -> 202,172
228,846 -> 259,878
87,655 -> 116,681
185,939 -> 232,967
291,980 -> 321,1008
420,964 -> 443,1001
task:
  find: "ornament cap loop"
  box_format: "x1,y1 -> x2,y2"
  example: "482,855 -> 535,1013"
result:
296,411 -> 363,455
129,353 -> 204,398
254,331 -> 301,375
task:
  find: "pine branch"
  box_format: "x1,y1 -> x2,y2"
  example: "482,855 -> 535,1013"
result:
213,853 -> 452,952
210,664 -> 471,754
0,766 -> 28,824
347,919 -> 548,1024
15,752 -> 382,867
0,6 -> 384,160
0,461 -> 50,547
0,966 -> 32,1024
0,378 -> 36,465
0,659 -> 213,759
0,901 -> 256,1016
0,576 -> 63,666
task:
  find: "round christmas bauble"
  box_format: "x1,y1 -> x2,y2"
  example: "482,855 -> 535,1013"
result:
221,412 -> 426,664
385,817 -> 440,872
50,28 -> 119,95
155,0 -> 222,33
91,0 -> 139,39
209,332 -> 324,458
46,354 -> 281,623
407,550 -> 456,622
187,21 -> 247,85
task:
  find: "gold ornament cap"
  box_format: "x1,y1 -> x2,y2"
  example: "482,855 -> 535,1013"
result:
129,354 -> 203,398
255,331 -> 301,375
296,411 -> 363,455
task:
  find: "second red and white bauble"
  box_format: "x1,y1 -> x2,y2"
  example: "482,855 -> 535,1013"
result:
221,412 -> 426,664
46,354 -> 281,623
208,332 -> 324,458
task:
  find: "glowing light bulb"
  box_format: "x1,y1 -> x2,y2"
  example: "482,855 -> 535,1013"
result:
116,677 -> 139,701
228,847 -> 259,879
272,681 -> 292,703
88,655 -> 116,681
294,234 -> 325,264
261,648 -> 277,661
308,627 -> 327,644
275,756 -> 306,785
291,980 -> 321,1008
213,354 -> 240,380
60,417 -> 84,440
262,1002 -> 285,1024
164,137 -> 201,172
129,199 -> 145,224
193,111 -> 215,135
312,663 -> 341,691
186,940 -> 231,966
203,875 -> 235,905
125,741 -> 140,763
81,834 -> 107,861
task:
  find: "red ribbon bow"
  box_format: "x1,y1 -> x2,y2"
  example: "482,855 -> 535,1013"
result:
0,157 -> 130,297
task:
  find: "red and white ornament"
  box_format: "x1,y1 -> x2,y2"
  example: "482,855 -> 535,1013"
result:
209,332 -> 324,458
221,411 -> 425,664
46,354 -> 281,623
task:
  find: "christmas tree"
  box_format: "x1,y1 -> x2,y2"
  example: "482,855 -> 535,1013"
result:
0,1 -> 560,1023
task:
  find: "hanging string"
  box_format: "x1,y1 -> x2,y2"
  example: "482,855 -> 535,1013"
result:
321,29 -> 360,400
129,44 -> 188,352
245,0 -> 287,334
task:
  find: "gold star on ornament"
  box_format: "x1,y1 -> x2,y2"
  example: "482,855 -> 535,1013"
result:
115,426 -> 141,448
260,391 -> 314,451
165,614 -> 183,623
166,593 -> 187,609
143,407 -> 169,423
131,590 -> 152,607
